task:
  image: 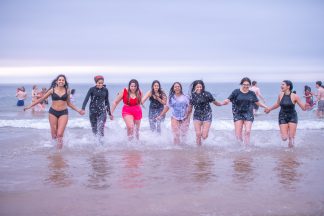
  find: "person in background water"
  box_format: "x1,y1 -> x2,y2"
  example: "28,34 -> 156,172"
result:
187,80 -> 222,145
303,85 -> 314,110
24,74 -> 84,149
141,80 -> 167,134
31,85 -> 39,112
111,79 -> 142,140
16,87 -> 27,106
157,82 -> 190,145
315,81 -> 324,118
265,80 -> 308,147
81,76 -> 112,142
70,89 -> 76,102
250,81 -> 266,115
42,87 -> 49,105
37,87 -> 47,111
220,77 -> 268,145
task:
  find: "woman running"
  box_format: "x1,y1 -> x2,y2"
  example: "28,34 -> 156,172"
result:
110,79 -> 142,140
157,82 -> 190,144
220,77 -> 268,145
265,80 -> 308,147
187,80 -> 222,145
81,75 -> 113,141
24,74 -> 83,149
141,80 -> 167,134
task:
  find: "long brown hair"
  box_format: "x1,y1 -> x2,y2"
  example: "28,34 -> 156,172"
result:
127,79 -> 141,104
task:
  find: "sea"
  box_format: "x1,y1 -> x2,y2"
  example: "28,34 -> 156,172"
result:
0,82 -> 323,216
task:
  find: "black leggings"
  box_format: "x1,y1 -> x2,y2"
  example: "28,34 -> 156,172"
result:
90,112 -> 107,137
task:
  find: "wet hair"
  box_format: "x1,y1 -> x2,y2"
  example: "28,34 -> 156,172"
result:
304,85 -> 311,92
169,82 -> 183,103
94,75 -> 104,83
190,80 -> 205,95
50,74 -> 69,90
127,79 -> 141,104
151,80 -> 164,99
316,81 -> 323,87
292,90 -> 297,94
252,81 -> 257,86
71,89 -> 75,95
283,80 -> 293,91
240,77 -> 251,85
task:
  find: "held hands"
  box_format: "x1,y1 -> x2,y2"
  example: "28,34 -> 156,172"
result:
264,107 -> 271,114
79,109 -> 86,115
109,114 -> 114,120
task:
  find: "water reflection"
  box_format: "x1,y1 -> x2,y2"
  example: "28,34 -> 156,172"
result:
232,154 -> 255,187
87,153 -> 111,190
120,151 -> 144,189
45,152 -> 72,187
191,151 -> 215,184
275,152 -> 301,190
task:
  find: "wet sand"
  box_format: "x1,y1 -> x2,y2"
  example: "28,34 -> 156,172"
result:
1,128 -> 324,216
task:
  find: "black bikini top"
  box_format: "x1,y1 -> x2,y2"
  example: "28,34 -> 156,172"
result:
52,88 -> 68,101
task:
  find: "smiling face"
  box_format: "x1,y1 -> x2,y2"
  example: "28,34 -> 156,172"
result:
96,79 -> 104,89
56,76 -> 66,87
129,82 -> 137,93
281,82 -> 289,92
194,83 -> 203,93
173,83 -> 182,94
153,82 -> 160,93
241,81 -> 250,92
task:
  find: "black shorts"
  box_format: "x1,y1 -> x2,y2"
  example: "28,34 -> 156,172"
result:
278,111 -> 298,124
233,111 -> 254,122
49,107 -> 68,118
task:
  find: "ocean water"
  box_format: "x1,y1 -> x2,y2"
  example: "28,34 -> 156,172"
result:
0,82 -> 324,215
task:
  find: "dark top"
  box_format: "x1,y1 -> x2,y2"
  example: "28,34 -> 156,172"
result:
279,93 -> 295,113
82,86 -> 111,115
190,91 -> 215,117
51,88 -> 68,101
149,92 -> 166,110
228,89 -> 258,114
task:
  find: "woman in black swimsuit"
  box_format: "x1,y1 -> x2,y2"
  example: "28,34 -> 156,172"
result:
265,80 -> 308,147
24,74 -> 83,149
220,77 -> 268,145
81,75 -> 113,141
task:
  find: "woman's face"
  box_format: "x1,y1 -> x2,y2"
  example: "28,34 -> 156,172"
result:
241,81 -> 250,91
129,82 -> 137,93
195,83 -> 203,93
173,83 -> 181,94
153,83 -> 160,92
56,76 -> 66,87
281,82 -> 289,91
96,79 -> 104,89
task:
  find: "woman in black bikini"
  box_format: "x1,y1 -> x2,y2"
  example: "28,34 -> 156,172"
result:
24,74 -> 83,149
265,80 -> 308,147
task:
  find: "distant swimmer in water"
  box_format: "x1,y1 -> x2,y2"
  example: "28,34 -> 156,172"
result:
24,74 -> 84,149
141,80 -> 167,134
157,82 -> 191,145
220,77 -> 268,145
81,75 -> 113,142
303,85 -> 315,110
16,86 -> 27,106
315,81 -> 324,118
265,80 -> 308,148
110,79 -> 143,141
187,80 -> 222,145
250,81 -> 266,115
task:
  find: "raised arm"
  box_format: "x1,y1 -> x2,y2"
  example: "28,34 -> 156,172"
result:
24,89 -> 53,111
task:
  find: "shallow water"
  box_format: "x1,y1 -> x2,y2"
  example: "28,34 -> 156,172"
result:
0,127 -> 324,216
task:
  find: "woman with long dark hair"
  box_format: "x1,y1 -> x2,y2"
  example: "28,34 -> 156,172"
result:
220,77 -> 268,145
188,80 -> 222,145
24,74 -> 83,149
265,80 -> 308,147
141,80 -> 167,134
110,79 -> 142,140
157,82 -> 190,144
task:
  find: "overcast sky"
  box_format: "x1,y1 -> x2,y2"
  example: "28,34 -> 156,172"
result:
0,0 -> 323,83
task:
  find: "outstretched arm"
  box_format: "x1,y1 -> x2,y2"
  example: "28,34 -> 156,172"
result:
141,91 -> 151,105
110,90 -> 124,115
212,100 -> 223,106
156,106 -> 169,120
295,94 -> 308,111
66,90 -> 83,115
24,89 -> 52,111
265,94 -> 281,113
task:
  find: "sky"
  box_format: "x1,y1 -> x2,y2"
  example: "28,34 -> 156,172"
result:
0,0 -> 323,83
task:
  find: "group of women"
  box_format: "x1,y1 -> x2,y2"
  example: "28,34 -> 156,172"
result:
24,74 -> 310,149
